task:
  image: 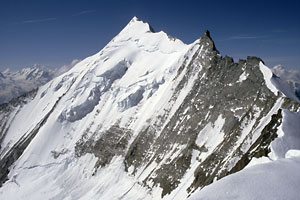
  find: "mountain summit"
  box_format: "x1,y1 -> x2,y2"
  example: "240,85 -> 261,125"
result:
0,17 -> 299,200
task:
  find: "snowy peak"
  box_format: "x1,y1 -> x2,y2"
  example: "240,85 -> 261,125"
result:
118,16 -> 155,38
111,16 -> 185,52
128,16 -> 151,28
272,64 -> 300,83
269,65 -> 300,102
130,16 -> 140,22
0,66 -> 58,104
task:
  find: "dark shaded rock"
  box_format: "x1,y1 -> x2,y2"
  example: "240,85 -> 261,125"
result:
75,125 -> 132,170
200,30 -> 219,54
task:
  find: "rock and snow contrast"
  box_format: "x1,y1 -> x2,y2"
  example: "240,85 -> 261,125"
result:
189,108 -> 300,200
0,17 -> 300,200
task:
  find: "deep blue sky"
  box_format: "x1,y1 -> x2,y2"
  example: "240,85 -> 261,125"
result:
1,0 -> 300,71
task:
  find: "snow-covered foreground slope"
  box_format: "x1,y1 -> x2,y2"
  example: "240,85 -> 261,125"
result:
189,153 -> 300,200
0,17 -> 299,200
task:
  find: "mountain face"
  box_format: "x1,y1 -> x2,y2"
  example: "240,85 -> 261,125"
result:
0,17 -> 299,199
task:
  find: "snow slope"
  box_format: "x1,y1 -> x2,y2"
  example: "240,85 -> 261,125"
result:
189,152 -> 300,200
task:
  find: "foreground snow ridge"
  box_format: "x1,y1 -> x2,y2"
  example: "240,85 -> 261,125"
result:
189,154 -> 300,200
0,16 -> 300,200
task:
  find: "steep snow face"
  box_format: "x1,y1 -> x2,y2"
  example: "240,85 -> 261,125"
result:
0,17 -> 299,200
0,17 -> 190,156
259,62 -> 279,95
51,17 -> 190,127
0,17 -> 195,198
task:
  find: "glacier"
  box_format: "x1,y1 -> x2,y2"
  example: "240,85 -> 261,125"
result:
0,16 -> 300,200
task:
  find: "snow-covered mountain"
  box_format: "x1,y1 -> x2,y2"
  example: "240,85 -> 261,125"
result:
272,65 -> 300,83
0,17 -> 300,200
271,65 -> 300,101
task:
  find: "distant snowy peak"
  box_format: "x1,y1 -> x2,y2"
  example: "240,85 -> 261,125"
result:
19,66 -> 54,81
2,65 -> 55,79
0,66 -> 56,104
0,64 -> 73,104
272,64 -> 300,83
269,65 -> 300,102
0,59 -> 80,104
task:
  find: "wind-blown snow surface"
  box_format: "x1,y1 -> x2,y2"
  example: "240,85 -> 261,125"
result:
189,153 -> 300,200
0,17 -> 299,200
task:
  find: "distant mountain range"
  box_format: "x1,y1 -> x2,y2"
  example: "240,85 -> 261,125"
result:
0,60 -> 80,104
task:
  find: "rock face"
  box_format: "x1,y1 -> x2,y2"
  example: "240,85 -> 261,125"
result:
0,17 -> 299,199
